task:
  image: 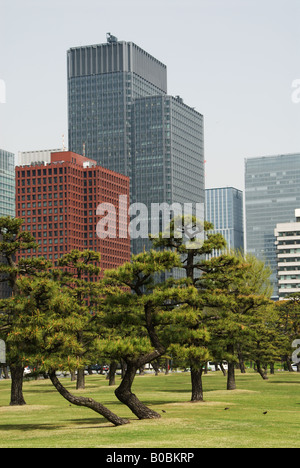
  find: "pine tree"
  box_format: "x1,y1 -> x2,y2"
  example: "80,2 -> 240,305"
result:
276,293 -> 300,372
0,217 -> 51,405
199,253 -> 273,389
150,216 -> 227,400
55,249 -> 102,389
101,249 -> 199,418
9,275 -> 129,426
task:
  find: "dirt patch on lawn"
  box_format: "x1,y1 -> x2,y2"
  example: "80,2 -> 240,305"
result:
0,405 -> 52,413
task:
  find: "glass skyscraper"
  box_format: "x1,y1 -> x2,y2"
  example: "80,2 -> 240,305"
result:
245,153 -> 300,298
0,149 -> 15,217
68,36 -> 167,178
0,149 -> 15,299
67,35 -> 204,255
205,187 -> 244,256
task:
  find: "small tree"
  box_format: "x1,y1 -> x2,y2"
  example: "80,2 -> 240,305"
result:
199,253 -> 273,389
276,293 -> 300,372
102,249 -> 199,418
11,276 -> 129,426
150,216 -> 226,400
55,250 -> 102,389
0,217 -> 50,405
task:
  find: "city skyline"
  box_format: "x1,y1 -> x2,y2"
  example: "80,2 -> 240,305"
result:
1,0 -> 299,192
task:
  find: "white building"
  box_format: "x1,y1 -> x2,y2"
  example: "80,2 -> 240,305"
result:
275,209 -> 300,299
18,149 -> 63,166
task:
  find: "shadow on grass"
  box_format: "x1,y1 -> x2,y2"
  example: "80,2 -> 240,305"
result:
0,417 -> 114,432
268,380 -> 300,385
0,423 -> 62,432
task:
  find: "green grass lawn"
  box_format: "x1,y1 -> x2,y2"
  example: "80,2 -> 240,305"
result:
0,370 -> 300,448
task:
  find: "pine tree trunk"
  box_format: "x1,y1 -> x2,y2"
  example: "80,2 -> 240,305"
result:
152,360 -> 160,376
48,370 -> 129,426
256,361 -> 268,380
286,356 -> 294,372
191,367 -> 204,401
1,365 -> 9,379
227,362 -> 236,390
220,363 -> 227,376
10,365 -> 26,406
238,353 -> 246,374
115,362 -> 161,420
108,362 -> 118,386
76,368 -> 85,390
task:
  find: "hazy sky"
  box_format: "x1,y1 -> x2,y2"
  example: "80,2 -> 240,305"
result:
0,0 -> 299,191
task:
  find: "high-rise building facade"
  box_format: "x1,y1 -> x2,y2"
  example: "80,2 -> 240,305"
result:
0,149 -> 15,218
68,36 -> 167,177
132,94 -> 204,253
275,209 -> 300,299
67,35 -> 204,255
205,187 -> 244,256
245,153 -> 300,298
0,149 -> 15,299
15,151 -> 130,274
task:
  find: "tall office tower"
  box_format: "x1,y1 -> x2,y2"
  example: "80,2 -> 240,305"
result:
0,149 -> 15,218
245,153 -> 300,299
68,34 -> 167,176
205,187 -> 244,257
15,151 -> 130,274
0,149 -> 15,299
68,34 -> 204,254
132,94 -> 204,253
274,209 -> 300,299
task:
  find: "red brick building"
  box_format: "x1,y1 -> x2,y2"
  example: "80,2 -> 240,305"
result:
15,151 -> 130,274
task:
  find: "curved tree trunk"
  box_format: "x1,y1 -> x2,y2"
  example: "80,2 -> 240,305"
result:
115,361 -> 161,420
48,370 -> 129,426
10,365 -> 26,406
256,361 -> 268,380
191,367 -> 204,402
220,363 -> 227,376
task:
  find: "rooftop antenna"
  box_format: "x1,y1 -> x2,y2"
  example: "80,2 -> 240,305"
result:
83,142 -> 86,157
62,134 -> 66,151
106,32 -> 118,44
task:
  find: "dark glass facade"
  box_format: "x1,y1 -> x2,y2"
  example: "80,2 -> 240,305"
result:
68,41 -> 167,178
0,149 -> 15,217
205,187 -> 244,256
68,37 -> 204,255
132,95 -> 204,254
0,149 -> 15,299
245,153 -> 300,298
